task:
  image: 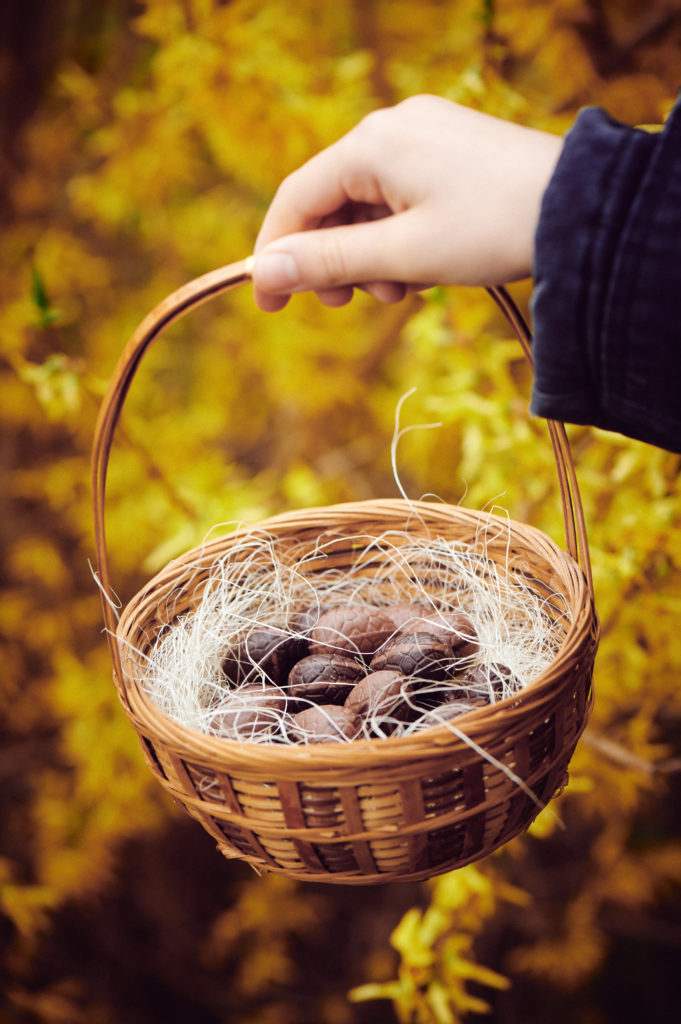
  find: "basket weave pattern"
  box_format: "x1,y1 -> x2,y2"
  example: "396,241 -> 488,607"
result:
93,261 -> 598,884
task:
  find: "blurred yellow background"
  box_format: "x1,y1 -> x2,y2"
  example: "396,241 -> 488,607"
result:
2,2 -> 681,1022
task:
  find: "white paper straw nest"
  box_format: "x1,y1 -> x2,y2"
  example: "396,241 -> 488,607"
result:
137,526 -> 568,746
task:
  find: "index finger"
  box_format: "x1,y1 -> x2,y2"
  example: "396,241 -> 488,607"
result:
254,133 -> 386,254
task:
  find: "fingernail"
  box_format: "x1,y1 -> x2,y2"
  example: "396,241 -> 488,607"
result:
255,251 -> 300,292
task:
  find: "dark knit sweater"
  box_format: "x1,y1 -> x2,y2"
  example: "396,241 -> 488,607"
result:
531,93 -> 681,453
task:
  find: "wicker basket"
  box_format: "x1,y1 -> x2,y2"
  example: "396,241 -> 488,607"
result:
92,259 -> 599,885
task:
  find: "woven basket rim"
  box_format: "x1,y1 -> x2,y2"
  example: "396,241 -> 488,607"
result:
115,497 -> 597,773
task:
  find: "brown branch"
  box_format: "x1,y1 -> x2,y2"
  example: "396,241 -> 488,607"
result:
576,2 -> 679,77
350,0 -> 396,106
583,729 -> 681,775
117,424 -> 200,523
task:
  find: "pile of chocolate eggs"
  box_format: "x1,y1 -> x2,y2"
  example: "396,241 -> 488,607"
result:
211,603 -> 517,743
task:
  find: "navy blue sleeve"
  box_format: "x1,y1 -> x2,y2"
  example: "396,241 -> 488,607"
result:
530,93 -> 681,453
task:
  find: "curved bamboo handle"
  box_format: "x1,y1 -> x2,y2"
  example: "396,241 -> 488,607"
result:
92,261 -> 593,679
91,258 -> 254,676
487,285 -> 593,595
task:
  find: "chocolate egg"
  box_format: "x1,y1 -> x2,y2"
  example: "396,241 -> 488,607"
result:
416,697 -> 487,728
345,670 -> 414,720
308,604 -> 398,658
210,683 -> 288,739
407,610 -> 479,660
408,679 -> 471,711
461,662 -> 519,700
288,705 -> 361,743
381,603 -> 430,631
369,631 -> 457,682
288,652 -> 366,705
223,622 -> 309,686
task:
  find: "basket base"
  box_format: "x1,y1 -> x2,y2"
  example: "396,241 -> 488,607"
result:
216,816 -> 535,885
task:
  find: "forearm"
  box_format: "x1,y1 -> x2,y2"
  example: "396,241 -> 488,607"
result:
531,94 -> 681,453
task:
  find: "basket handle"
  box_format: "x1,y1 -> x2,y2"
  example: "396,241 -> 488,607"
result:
486,284 -> 593,596
92,260 -> 593,677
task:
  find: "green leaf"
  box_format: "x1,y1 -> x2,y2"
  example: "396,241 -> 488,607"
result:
30,266 -> 61,328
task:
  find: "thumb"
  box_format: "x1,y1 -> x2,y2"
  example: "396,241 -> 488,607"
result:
253,214 -> 422,297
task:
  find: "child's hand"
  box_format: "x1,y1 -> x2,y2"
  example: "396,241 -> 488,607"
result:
253,95 -> 563,311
